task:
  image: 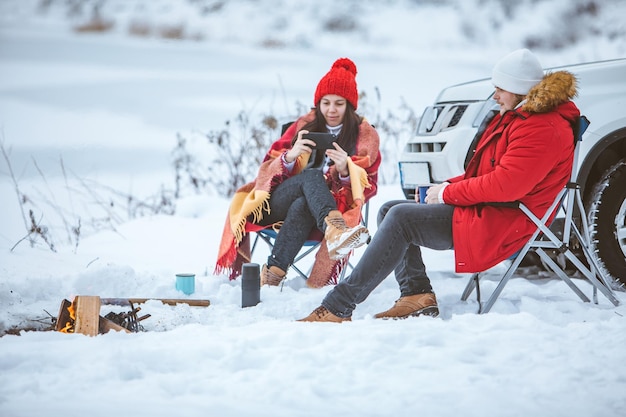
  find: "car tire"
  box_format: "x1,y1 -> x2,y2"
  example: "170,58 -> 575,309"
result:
588,159 -> 626,287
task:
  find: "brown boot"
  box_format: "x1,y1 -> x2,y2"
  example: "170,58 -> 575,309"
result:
297,306 -> 351,323
261,264 -> 286,286
374,293 -> 439,319
324,210 -> 369,260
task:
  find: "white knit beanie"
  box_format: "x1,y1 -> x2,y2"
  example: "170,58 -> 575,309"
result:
491,49 -> 544,95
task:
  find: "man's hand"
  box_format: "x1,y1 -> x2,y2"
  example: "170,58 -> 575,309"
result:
424,182 -> 448,204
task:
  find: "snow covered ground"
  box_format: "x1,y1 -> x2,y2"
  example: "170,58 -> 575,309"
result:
1,1 -> 626,416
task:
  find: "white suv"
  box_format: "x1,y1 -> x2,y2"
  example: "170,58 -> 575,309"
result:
398,58 -> 626,284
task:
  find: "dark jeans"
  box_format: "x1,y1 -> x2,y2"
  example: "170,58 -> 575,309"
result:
322,200 -> 454,318
257,169 -> 337,271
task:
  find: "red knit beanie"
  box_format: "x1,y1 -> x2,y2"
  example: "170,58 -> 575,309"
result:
314,58 -> 358,109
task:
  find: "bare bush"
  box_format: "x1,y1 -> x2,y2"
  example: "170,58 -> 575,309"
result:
324,16 -> 358,32
173,111 -> 281,198
128,20 -> 152,37
11,210 -> 56,252
1,138 -> 35,248
2,138 -> 176,252
260,38 -> 287,49
72,1 -> 114,33
158,23 -> 186,40
74,17 -> 114,33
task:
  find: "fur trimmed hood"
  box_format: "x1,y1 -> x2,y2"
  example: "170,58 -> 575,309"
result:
522,71 -> 578,114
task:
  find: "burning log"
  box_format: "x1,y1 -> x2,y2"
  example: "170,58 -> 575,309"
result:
56,298 -> 74,333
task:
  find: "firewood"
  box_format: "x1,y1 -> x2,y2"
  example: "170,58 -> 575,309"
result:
74,296 -> 100,336
98,316 -> 131,334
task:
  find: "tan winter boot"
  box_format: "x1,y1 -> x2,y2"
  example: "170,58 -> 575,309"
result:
374,293 -> 439,319
261,264 -> 286,286
324,210 -> 369,260
297,306 -> 351,323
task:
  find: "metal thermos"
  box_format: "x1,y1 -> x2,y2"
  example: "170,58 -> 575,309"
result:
241,263 -> 261,307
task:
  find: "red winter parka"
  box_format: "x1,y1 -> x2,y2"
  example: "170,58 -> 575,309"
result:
444,71 -> 580,273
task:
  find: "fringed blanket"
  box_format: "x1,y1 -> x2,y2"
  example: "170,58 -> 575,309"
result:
215,110 -> 381,287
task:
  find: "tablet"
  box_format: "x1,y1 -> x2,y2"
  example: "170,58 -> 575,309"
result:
302,132 -> 337,150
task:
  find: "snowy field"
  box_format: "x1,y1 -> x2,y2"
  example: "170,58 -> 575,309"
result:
1,1 -> 626,416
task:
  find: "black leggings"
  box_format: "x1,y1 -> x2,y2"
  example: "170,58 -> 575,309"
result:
257,169 -> 337,271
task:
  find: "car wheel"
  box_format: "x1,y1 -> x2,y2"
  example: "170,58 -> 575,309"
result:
588,159 -> 626,287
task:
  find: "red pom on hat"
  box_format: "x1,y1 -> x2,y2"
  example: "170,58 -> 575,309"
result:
314,57 -> 359,109
333,58 -> 357,77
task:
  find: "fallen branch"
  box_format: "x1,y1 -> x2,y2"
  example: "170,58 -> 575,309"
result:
100,298 -> 210,307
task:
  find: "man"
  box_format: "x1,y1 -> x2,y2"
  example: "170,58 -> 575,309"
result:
299,49 -> 580,322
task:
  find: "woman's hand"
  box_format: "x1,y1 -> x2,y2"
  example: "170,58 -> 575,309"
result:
326,143 -> 349,177
285,130 -> 315,163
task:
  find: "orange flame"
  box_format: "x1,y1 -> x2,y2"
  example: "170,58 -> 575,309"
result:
59,299 -> 76,333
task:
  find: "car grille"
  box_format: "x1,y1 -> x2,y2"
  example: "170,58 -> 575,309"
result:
448,105 -> 467,127
404,142 -> 447,153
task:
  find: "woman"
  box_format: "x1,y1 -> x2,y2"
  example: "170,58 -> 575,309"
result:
215,58 -> 381,288
300,49 -> 580,322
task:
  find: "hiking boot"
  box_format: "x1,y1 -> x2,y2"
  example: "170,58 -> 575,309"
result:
374,293 -> 439,319
261,264 -> 286,286
297,306 -> 351,323
324,210 -> 370,260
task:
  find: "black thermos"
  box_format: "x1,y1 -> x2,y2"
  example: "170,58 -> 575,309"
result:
241,263 -> 261,307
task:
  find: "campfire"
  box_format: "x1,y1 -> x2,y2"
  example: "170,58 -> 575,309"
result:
55,296 -> 210,336
56,296 -> 134,335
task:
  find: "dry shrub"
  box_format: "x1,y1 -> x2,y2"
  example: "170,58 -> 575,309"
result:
74,17 -> 114,33
129,21 -> 203,41
200,1 -> 226,15
128,20 -> 152,37
262,115 -> 279,130
323,16 -> 357,32
188,31 -> 205,41
260,38 -> 286,49
158,24 -> 186,40
172,111 -> 284,198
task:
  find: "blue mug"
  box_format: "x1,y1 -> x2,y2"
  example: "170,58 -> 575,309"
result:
418,185 -> 432,204
175,273 -> 195,295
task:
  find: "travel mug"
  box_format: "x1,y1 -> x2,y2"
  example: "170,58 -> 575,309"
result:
241,263 -> 261,308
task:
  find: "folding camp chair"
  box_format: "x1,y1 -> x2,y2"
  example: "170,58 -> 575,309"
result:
250,201 -> 370,281
460,115 -> 621,313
